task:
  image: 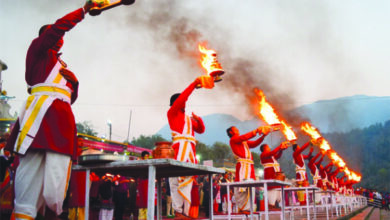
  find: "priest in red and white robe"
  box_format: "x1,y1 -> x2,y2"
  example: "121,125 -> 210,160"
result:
167,76 -> 213,217
227,126 -> 270,213
260,141 -> 290,207
292,142 -> 312,205
5,3 -> 93,219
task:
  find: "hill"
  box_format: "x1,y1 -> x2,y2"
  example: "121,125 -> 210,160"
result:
293,95 -> 390,133
157,95 -> 390,145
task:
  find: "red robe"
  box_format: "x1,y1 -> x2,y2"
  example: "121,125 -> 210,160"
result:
328,167 -> 339,191
5,8 -> 84,158
167,81 -> 205,162
136,177 -> 148,208
337,176 -> 346,194
260,143 -> 284,190
319,162 -> 332,189
307,153 -> 323,188
230,130 -> 266,182
345,180 -> 355,196
68,170 -> 86,208
292,142 -> 310,182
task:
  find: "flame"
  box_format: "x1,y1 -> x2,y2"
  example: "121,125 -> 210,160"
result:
256,89 -> 281,125
255,89 -> 296,141
344,170 -> 361,182
329,151 -> 346,168
319,139 -> 331,152
301,122 -> 330,152
301,123 -> 362,183
344,167 -> 351,176
353,173 -> 362,182
281,121 -> 297,141
198,44 -> 223,75
301,122 -> 321,140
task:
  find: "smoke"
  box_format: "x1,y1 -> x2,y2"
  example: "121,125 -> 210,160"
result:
125,0 -> 304,123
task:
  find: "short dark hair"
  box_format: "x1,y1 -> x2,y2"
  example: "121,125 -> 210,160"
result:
39,24 -> 51,36
292,144 -> 298,151
260,144 -> 267,152
170,93 -> 181,106
141,151 -> 150,158
226,126 -> 234,138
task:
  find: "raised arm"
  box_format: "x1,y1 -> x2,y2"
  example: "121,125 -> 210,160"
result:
247,134 -> 267,149
303,147 -> 314,159
230,129 -> 257,145
169,79 -> 198,114
262,142 -> 288,158
296,141 -> 311,154
324,162 -> 333,173
309,152 -> 321,165
329,167 -> 340,178
315,153 -> 325,166
34,8 -> 86,54
274,147 -> 284,159
191,112 -> 205,134
247,127 -> 270,148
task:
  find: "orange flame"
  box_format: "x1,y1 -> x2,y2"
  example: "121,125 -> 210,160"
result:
301,122 -> 331,152
198,44 -> 223,75
319,139 -> 331,152
329,151 -> 346,168
352,172 -> 362,182
301,123 -> 361,183
255,89 -> 297,141
344,169 -> 361,182
301,122 -> 321,140
281,121 -> 297,141
256,89 -> 281,125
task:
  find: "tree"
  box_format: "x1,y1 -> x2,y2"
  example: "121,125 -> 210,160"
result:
325,119 -> 390,192
196,141 -> 212,163
210,142 -> 233,163
251,152 -> 261,168
131,134 -> 168,149
76,121 -> 98,136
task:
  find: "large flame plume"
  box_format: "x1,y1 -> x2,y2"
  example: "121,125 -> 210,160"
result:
255,89 -> 297,141
301,122 -> 330,152
301,122 -> 361,183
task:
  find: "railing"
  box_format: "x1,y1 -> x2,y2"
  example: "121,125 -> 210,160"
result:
367,197 -> 383,208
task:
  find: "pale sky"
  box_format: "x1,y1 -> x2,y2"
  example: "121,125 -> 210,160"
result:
1,0 -> 389,142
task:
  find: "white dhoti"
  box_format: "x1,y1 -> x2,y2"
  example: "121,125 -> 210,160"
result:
169,176 -> 193,216
267,189 -> 282,206
170,115 -> 197,216
222,195 -> 231,213
234,183 -> 255,212
314,192 -> 322,204
14,150 -> 71,219
99,209 -> 114,220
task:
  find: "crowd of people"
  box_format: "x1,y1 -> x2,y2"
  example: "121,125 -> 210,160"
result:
359,189 -> 390,210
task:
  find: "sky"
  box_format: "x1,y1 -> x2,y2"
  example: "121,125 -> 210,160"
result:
1,0 -> 390,142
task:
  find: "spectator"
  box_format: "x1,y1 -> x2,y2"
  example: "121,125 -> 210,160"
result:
189,177 -> 200,218
165,178 -> 174,218
113,175 -> 129,220
136,151 -> 150,220
213,176 -> 221,213
99,174 -> 114,220
220,173 -> 230,213
202,176 -> 210,217
67,171 -> 86,220
128,178 -> 138,220
89,172 -> 101,220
